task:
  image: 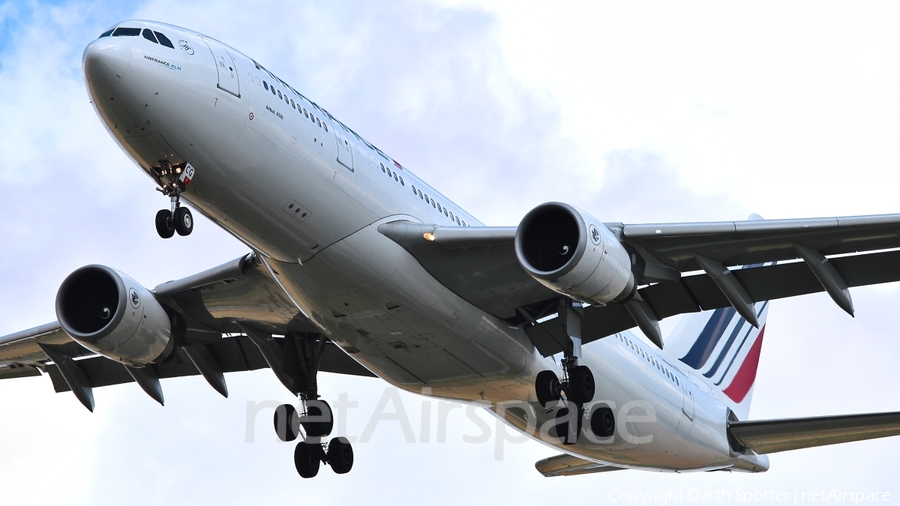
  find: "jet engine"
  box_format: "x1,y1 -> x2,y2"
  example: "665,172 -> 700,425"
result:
56,265 -> 174,366
515,202 -> 636,305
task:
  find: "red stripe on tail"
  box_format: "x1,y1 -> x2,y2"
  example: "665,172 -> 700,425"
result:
722,326 -> 766,403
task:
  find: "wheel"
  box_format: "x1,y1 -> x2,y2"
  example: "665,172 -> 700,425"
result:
274,404 -> 300,442
535,370 -> 561,407
554,406 -> 582,445
174,206 -> 193,236
294,441 -> 322,478
589,405 -> 615,438
568,365 -> 595,404
155,209 -> 174,239
301,400 -> 334,438
327,437 -> 354,474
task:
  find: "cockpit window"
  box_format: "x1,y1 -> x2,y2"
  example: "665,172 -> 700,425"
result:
142,29 -> 158,44
154,31 -> 175,49
112,27 -> 141,37
99,28 -> 114,38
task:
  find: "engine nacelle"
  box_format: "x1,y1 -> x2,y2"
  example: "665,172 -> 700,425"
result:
515,202 -> 636,305
56,265 -> 174,367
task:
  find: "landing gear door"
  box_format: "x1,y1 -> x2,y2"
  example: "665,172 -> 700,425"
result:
204,38 -> 240,98
329,118 -> 354,171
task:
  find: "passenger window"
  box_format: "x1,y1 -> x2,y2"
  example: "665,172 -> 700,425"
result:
399,176 -> 404,186
142,29 -> 158,43
317,118 -> 321,127
393,173 -> 399,182
462,220 -> 467,226
113,27 -> 141,37
277,90 -> 283,99
444,209 -> 449,217
324,124 -> 328,132
411,185 -> 417,195
303,108 -> 309,118
380,163 -> 385,173
271,87 -> 276,96
449,211 -> 454,221
455,217 -> 461,225
263,81 -> 269,91
154,32 -> 175,48
436,203 -> 442,212
418,190 -> 423,199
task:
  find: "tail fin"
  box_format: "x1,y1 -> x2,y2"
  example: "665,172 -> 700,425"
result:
666,301 -> 769,421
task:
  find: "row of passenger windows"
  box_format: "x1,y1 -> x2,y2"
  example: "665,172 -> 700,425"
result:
253,60 -> 472,228
409,182 -> 467,227
616,333 -> 680,387
263,80 -> 328,132
100,27 -> 174,49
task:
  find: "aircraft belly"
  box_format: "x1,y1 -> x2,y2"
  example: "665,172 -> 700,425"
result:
262,218 -> 541,401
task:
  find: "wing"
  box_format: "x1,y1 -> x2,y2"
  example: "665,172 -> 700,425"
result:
379,212 -> 900,355
728,411 -> 900,455
0,253 -> 374,410
534,453 -> 626,477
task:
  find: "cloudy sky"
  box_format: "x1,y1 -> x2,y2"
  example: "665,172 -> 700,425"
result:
2,1 -> 900,504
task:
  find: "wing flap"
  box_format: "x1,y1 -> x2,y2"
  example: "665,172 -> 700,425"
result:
625,214 -> 900,271
535,453 -> 626,477
729,411 -> 900,454
46,336 -> 375,393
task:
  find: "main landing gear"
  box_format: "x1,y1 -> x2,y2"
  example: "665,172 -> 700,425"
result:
534,299 -> 599,445
152,160 -> 194,239
268,333 -> 354,478
274,399 -> 353,478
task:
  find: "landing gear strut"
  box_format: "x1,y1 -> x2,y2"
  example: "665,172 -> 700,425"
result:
534,299 -> 596,445
152,160 -> 194,239
267,333 -> 354,478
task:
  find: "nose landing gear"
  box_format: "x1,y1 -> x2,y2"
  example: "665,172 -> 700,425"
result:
152,161 -> 194,239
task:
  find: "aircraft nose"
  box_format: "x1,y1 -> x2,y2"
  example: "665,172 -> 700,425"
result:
83,38 -> 131,88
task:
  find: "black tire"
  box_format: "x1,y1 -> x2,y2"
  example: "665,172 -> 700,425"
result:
274,404 -> 300,442
535,370 -> 561,407
301,400 -> 334,438
589,405 -> 615,438
569,365 -> 595,404
174,206 -> 193,236
294,441 -> 321,478
554,405 -> 582,445
155,209 -> 174,239
327,437 -> 354,474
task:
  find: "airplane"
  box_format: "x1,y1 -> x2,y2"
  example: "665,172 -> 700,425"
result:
2,20 -> 900,480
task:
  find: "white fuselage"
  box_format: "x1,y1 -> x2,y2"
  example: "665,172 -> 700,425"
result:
83,21 -> 763,472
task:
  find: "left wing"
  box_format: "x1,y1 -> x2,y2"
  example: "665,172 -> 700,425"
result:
0,253 -> 374,410
379,211 -> 900,355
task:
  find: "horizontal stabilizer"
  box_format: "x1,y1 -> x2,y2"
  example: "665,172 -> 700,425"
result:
535,453 -> 626,477
729,411 -> 900,454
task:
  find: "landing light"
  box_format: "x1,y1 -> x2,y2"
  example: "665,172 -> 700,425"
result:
423,232 -> 436,242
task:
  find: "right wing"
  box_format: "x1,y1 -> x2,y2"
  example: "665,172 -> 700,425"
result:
728,411 -> 900,455
0,253 -> 374,409
380,212 -> 900,355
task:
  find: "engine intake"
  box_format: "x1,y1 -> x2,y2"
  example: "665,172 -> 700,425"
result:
56,265 -> 173,366
515,202 -> 636,305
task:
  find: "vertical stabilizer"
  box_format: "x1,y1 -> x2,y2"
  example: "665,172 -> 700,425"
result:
666,301 -> 768,420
